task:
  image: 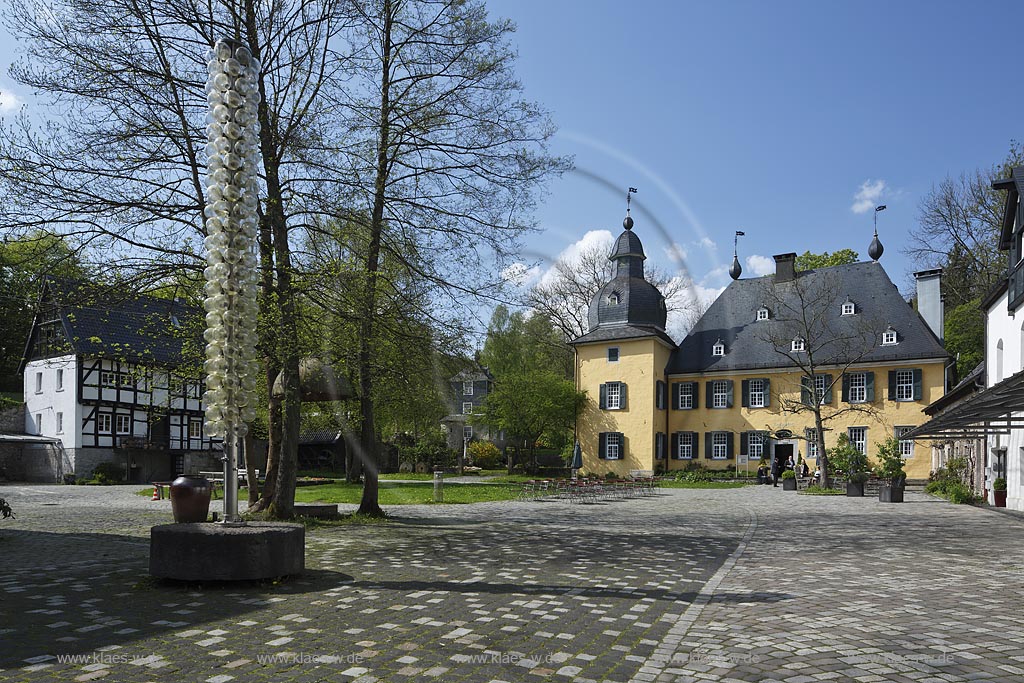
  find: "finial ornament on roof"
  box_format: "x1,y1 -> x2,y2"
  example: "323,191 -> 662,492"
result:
730,230 -> 745,280
869,205 -> 886,261
624,187 -> 637,230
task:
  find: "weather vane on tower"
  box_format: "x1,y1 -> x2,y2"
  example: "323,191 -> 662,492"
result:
624,187 -> 637,230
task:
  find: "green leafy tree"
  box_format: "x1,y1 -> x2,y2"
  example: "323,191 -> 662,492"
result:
794,249 -> 859,271
479,305 -> 572,380
944,297 -> 985,378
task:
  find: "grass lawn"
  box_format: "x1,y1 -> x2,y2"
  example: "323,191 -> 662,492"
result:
292,481 -> 521,504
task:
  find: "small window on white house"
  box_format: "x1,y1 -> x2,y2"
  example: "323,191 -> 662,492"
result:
756,307 -> 769,321
56,369 -> 64,391
97,413 -> 112,433
463,426 -> 473,440
116,415 -> 131,434
608,292 -> 620,305
792,337 -> 805,352
882,327 -> 898,345
56,412 -> 63,434
462,402 -> 474,415
189,419 -> 202,439
463,381 -> 474,396
118,373 -> 133,387
607,347 -> 619,362
35,372 -> 43,394
712,341 -> 725,356
101,371 -> 117,387
35,413 -> 42,433
842,300 -> 856,315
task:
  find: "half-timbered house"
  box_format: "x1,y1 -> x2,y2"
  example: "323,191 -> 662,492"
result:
19,278 -> 219,482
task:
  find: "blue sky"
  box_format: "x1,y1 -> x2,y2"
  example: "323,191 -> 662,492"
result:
0,1 -> 1020,339
484,0 -> 1023,332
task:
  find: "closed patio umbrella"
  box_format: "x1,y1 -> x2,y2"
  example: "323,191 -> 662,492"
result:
571,440 -> 583,476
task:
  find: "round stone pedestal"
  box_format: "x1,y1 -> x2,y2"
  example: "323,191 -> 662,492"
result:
150,522 -> 305,581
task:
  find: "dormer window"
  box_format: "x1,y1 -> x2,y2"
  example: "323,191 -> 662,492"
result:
712,340 -> 725,356
882,326 -> 898,345
792,337 -> 806,352
756,306 -> 770,321
608,291 -> 620,305
841,299 -> 856,316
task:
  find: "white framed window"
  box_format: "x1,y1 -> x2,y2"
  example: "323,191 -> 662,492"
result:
806,429 -> 819,459
677,432 -> 693,459
677,384 -> 693,409
462,402 -> 474,415
712,432 -> 729,459
56,412 -> 63,434
748,379 -> 766,408
748,432 -> 764,460
35,372 -> 43,394
848,372 -> 866,403
607,347 -> 620,362
35,413 -> 42,432
712,380 -> 729,408
56,369 -> 64,391
895,426 -> 914,458
606,433 -> 621,460
756,307 -> 769,321
712,341 -> 725,356
115,414 -> 131,434
848,427 -> 866,454
463,380 -> 474,396
189,419 -> 202,439
608,292 -> 620,305
814,374 -> 828,402
606,382 -> 621,409
792,337 -> 805,352
118,373 -> 133,387
101,371 -> 117,387
842,301 -> 856,315
169,376 -> 183,395
98,413 -> 112,434
463,426 -> 473,440
882,327 -> 898,345
896,370 -> 914,401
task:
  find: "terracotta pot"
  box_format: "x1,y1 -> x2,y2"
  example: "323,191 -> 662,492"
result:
170,475 -> 212,523
994,490 -> 1007,508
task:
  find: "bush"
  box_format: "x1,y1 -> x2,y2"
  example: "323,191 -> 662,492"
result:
993,477 -> 1007,492
827,434 -> 868,478
946,482 -> 978,505
781,470 -> 796,480
402,431 -> 454,471
467,441 -> 502,469
803,485 -> 844,495
0,497 -> 13,519
872,437 -> 906,485
673,470 -> 716,483
90,462 -> 124,485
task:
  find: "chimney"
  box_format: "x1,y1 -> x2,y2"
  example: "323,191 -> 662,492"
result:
914,268 -> 943,340
773,253 -> 797,283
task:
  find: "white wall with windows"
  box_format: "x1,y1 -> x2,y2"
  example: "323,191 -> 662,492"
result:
985,287 -> 1024,510
23,355 -> 80,451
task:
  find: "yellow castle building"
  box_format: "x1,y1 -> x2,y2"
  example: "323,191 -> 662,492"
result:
571,213 -> 949,480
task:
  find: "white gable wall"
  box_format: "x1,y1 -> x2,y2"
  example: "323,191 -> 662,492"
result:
985,289 -> 1024,511
23,354 -> 80,451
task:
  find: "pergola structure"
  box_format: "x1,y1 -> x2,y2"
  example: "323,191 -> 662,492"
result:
904,369 -> 1024,441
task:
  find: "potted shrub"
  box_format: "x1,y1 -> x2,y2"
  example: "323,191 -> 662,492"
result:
781,469 -> 797,491
993,477 -> 1007,508
829,434 -> 869,497
874,437 -> 906,503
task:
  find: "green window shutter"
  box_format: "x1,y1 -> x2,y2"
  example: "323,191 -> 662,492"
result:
801,376 -> 812,406
740,431 -> 749,455
726,432 -> 734,459
865,372 -> 875,401
912,368 -> 922,400
726,380 -> 734,408
599,383 -> 608,409
705,382 -> 713,408
763,378 -> 771,407
598,432 -> 607,459
842,373 -> 850,403
704,432 -> 712,459
672,382 -> 681,408
691,382 -> 699,409
671,432 -> 680,458
617,432 -> 626,458
888,370 -> 897,401
619,383 -> 628,410
741,379 -> 750,408
823,374 -> 833,404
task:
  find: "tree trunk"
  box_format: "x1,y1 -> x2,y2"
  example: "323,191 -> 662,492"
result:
814,410 -> 829,488
356,0 -> 394,518
244,432 -> 259,506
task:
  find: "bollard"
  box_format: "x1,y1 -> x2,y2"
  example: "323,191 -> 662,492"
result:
433,469 -> 443,503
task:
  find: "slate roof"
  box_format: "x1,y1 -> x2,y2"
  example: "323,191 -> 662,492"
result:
573,324 -> 676,347
28,278 -> 202,368
298,429 -> 343,445
667,261 -> 949,375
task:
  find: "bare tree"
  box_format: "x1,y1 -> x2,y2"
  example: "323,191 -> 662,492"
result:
333,0 -> 569,516
757,270 -> 886,487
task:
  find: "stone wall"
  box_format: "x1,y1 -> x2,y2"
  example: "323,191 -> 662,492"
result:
0,404 -> 25,433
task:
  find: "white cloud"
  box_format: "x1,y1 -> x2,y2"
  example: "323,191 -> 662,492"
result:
697,236 -> 716,250
851,179 -> 886,214
0,86 -> 24,113
501,262 -> 541,287
746,254 -> 775,277
535,229 -> 614,288
664,242 -> 687,264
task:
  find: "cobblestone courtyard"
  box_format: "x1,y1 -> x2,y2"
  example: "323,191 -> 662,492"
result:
1,484 -> 1023,683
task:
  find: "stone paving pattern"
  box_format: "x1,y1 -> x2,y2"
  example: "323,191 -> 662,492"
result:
1,483 -> 1023,682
